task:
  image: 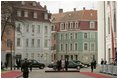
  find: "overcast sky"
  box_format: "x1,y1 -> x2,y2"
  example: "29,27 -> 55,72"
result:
40,1 -> 98,13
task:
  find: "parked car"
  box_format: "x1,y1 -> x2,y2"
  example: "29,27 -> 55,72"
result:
72,60 -> 90,68
48,60 -> 81,69
28,59 -> 45,69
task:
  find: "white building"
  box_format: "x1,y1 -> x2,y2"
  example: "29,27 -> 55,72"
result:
97,1 -> 117,64
14,1 -> 52,65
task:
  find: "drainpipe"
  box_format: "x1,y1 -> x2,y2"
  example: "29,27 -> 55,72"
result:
104,1 -> 106,61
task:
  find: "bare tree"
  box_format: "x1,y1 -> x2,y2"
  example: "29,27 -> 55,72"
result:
1,1 -> 20,41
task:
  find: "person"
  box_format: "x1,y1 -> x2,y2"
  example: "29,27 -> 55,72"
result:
4,61 -> 8,69
21,58 -> 29,78
61,59 -> 65,71
65,58 -> 68,71
29,63 -> 32,71
93,60 -> 96,69
91,60 -> 94,72
104,60 -> 107,65
101,58 -> 104,65
57,60 -> 61,71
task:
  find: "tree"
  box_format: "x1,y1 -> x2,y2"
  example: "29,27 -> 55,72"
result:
1,1 -> 20,41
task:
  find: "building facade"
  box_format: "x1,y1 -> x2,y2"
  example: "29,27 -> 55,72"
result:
14,1 -> 52,65
97,1 -> 117,64
52,8 -> 97,64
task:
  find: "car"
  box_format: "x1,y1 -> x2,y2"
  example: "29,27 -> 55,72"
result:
72,60 -> 90,68
28,59 -> 45,69
48,60 -> 81,70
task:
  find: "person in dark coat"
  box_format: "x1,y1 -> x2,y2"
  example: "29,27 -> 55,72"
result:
4,61 -> 8,69
93,60 -> 97,69
91,60 -> 94,72
21,58 -> 29,78
57,60 -> 61,71
101,59 -> 104,65
65,58 -> 69,71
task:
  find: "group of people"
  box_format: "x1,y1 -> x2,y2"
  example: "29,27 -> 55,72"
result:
1,61 -> 8,70
90,60 -> 97,72
53,58 -> 69,71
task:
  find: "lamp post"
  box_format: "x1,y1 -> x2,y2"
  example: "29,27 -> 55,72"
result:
8,39 -> 12,70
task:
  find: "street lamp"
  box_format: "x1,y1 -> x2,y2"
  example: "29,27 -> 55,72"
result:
8,39 -> 12,70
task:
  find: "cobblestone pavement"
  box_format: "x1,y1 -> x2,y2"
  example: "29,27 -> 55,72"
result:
19,67 -> 117,78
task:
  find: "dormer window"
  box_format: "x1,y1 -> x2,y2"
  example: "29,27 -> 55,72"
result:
24,11 -> 28,17
33,2 -> 36,6
90,21 -> 95,29
21,1 -> 25,5
17,10 -> 21,17
33,12 -> 37,18
44,13 -> 48,20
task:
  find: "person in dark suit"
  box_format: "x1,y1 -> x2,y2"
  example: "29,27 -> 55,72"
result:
21,58 -> 29,78
65,58 -> 69,71
91,60 -> 94,72
93,60 -> 97,69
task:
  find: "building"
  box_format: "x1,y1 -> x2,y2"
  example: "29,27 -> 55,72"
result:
51,8 -> 97,64
14,1 -> 52,65
97,1 -> 117,64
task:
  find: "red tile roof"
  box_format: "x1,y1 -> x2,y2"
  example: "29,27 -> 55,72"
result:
52,9 -> 97,22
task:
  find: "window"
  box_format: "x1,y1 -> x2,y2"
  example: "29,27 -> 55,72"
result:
44,39 -> 48,48
26,24 -> 29,32
37,25 -> 40,33
90,21 -> 95,29
75,43 -> 77,50
33,12 -> 37,18
114,13 -> 116,32
70,44 -> 73,51
17,38 -> 20,47
37,39 -> 40,47
71,55 -> 73,60
108,17 -> 110,34
75,22 -> 78,28
61,44 -> 63,51
26,39 -> 29,47
90,33 -> 95,38
21,11 -> 24,17
31,39 -> 34,47
91,43 -> 95,51
70,33 -> 73,39
65,44 -> 67,51
84,33 -> 88,39
24,11 -> 28,17
17,10 -> 21,17
45,26 -> 48,34
84,43 -> 88,51
61,34 -> 63,40
32,25 -> 35,32
75,55 -> 78,60
75,33 -> 77,39
66,33 -> 68,39
33,2 -> 36,6
21,1 -> 25,5
44,13 -> 48,20
17,23 -> 21,32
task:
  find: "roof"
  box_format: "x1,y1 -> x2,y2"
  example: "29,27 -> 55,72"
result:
52,9 -> 97,22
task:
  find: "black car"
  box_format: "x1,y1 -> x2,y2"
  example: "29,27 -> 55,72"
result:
72,60 -> 90,68
28,59 -> 45,69
48,60 -> 81,69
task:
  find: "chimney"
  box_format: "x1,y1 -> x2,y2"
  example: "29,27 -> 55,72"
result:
59,9 -> 63,13
83,7 -> 85,10
74,8 -> 76,11
44,5 -> 47,9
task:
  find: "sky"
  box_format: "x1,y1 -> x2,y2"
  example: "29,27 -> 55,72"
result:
39,1 -> 98,13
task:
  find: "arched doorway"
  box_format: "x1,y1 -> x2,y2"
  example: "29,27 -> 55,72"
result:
6,53 -> 12,67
